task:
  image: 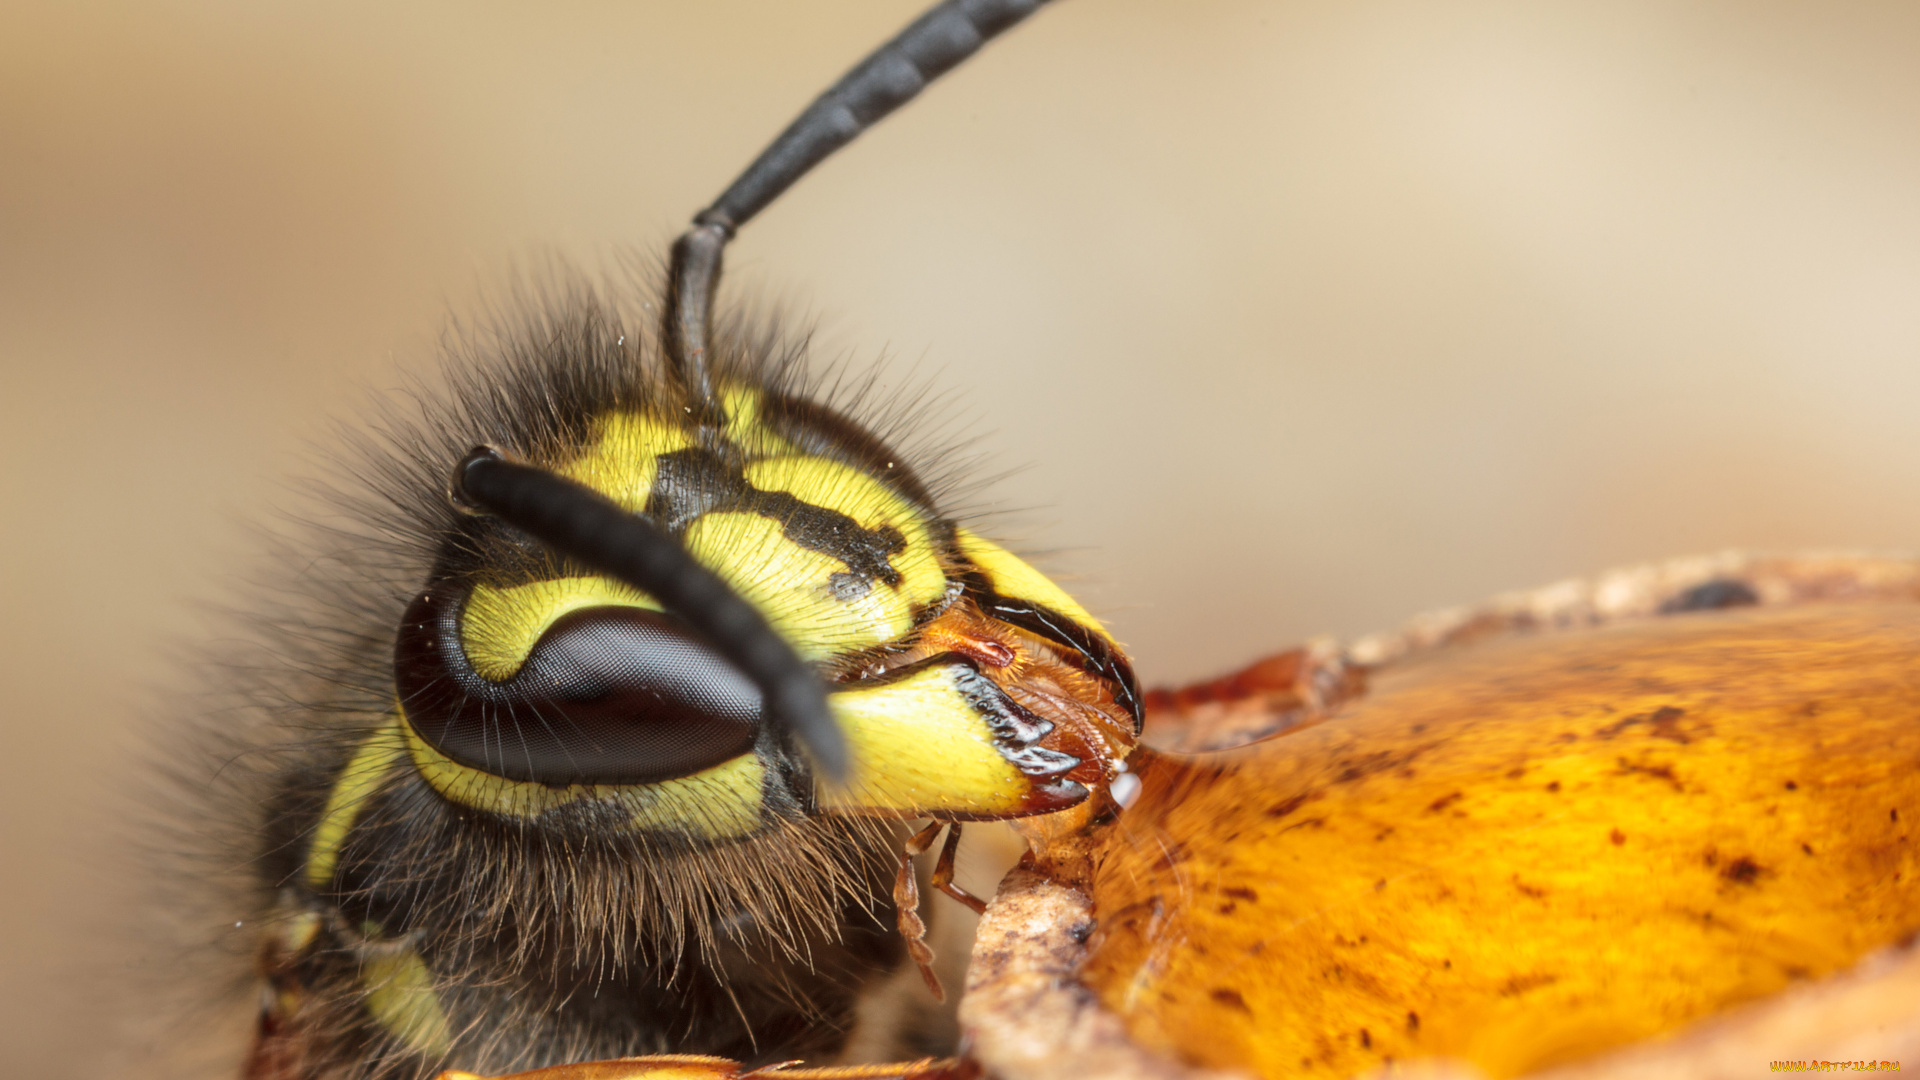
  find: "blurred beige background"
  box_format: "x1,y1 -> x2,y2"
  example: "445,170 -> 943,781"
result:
3,0 -> 1918,1073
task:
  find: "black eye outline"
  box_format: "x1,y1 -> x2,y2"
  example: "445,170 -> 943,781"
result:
395,584 -> 764,786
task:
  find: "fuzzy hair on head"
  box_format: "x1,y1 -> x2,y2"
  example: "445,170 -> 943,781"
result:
133,261 -> 985,1078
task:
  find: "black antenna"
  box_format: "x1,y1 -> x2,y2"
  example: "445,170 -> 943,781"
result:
453,448 -> 850,780
663,0 -> 1055,417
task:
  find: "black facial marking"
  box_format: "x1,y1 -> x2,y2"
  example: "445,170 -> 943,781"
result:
646,448 -> 908,590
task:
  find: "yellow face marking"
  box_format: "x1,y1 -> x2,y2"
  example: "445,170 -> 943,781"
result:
684,510 -> 922,661
555,410 -> 694,512
721,384 -> 800,457
815,663 -> 1034,818
461,576 -> 661,681
955,527 -> 1110,637
399,714 -> 765,840
746,456 -> 948,608
488,400 -> 945,676
358,925 -> 452,1057
305,725 -> 409,890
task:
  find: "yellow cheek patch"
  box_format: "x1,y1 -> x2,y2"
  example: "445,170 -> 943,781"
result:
684,511 -> 918,660
399,714 -> 765,840
305,725 -> 410,890
358,925 -> 452,1057
460,576 -> 661,681
745,455 -> 947,605
555,410 -> 694,512
954,527 -> 1109,637
816,663 -> 1033,818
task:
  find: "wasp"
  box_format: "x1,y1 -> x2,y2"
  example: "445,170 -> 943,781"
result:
166,3 -> 1138,1078
97,2 -> 1912,1076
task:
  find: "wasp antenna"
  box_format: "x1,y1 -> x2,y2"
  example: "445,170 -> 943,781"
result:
451,446 -> 850,780
663,0 -> 1056,422
702,0 -> 1055,230
663,221 -> 730,425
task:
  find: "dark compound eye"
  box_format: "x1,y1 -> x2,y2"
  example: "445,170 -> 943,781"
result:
395,586 -> 762,786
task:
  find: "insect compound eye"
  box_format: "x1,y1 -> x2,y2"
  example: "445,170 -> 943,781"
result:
394,586 -> 762,787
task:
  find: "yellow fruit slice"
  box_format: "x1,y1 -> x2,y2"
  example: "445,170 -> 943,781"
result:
1081,602 -> 1920,1079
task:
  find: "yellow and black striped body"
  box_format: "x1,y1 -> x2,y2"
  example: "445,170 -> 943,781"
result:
233,294 -> 1138,1079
